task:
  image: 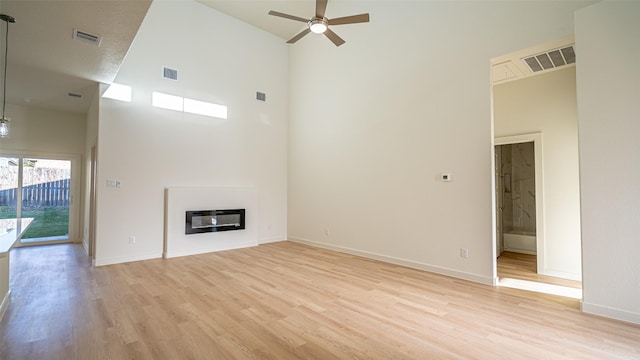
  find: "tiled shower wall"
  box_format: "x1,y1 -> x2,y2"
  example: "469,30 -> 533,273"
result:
500,142 -> 536,235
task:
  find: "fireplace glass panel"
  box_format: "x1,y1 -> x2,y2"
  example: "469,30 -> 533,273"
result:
185,209 -> 245,235
192,214 -> 241,229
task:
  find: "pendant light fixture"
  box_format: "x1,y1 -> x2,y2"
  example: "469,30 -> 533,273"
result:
0,14 -> 16,138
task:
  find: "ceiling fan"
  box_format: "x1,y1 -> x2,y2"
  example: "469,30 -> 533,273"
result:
268,0 -> 370,47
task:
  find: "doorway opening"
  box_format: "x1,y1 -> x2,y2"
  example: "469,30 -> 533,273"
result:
491,36 -> 583,298
494,134 -> 581,298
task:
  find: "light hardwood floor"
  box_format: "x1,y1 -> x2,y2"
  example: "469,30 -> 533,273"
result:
1,242 -> 639,359
497,251 -> 582,288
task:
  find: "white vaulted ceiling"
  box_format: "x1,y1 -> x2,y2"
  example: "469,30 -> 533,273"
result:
0,0 -> 331,114
0,0 -> 575,114
196,0 -> 322,41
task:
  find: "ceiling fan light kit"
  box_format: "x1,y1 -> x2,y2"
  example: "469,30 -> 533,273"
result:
268,0 -> 369,47
309,18 -> 328,34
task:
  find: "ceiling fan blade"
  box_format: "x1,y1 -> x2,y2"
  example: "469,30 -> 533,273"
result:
324,28 -> 345,47
268,10 -> 309,23
328,13 -> 370,26
287,28 -> 312,44
316,0 -> 328,18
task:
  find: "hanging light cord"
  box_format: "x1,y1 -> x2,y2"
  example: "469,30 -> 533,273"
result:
2,18 -> 9,121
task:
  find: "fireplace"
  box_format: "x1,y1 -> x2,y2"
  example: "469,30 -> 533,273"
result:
185,209 -> 245,235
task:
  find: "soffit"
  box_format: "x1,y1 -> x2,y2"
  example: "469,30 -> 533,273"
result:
492,36 -> 576,85
0,0 -> 151,114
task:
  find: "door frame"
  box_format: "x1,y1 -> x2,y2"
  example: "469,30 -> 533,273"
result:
1,150 -> 82,247
494,133 -> 545,275
88,145 -> 97,260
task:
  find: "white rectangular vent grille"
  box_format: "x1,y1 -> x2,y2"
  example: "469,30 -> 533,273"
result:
523,45 -> 575,73
163,67 -> 178,81
72,29 -> 101,46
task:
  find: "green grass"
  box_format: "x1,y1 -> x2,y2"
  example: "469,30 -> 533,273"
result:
0,206 -> 69,239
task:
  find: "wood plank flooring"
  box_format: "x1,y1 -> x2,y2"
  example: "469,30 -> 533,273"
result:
497,251 -> 582,288
1,241 -> 639,359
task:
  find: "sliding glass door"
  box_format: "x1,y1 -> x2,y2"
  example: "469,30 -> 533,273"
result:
0,156 -> 19,221
20,158 -> 71,243
0,154 -> 75,245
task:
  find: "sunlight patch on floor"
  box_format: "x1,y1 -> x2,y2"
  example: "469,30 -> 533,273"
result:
499,277 -> 582,299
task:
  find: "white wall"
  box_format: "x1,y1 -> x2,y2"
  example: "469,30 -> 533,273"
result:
82,87 -> 99,251
0,103 -> 86,155
94,0 -> 288,265
0,103 -> 86,243
494,67 -> 582,280
288,1 -> 591,284
576,1 -> 640,324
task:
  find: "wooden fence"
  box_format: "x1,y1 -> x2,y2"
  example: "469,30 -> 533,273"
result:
0,179 -> 70,207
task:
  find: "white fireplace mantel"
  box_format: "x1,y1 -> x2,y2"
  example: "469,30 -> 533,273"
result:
164,187 -> 258,258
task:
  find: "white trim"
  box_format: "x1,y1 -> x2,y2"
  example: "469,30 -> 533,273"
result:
543,269 -> 581,282
94,253 -> 162,266
259,236 -> 286,244
289,237 -> 495,286
494,133 -> 546,276
581,301 -> 640,325
163,241 -> 257,259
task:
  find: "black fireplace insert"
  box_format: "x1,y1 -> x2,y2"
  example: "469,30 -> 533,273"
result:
185,209 -> 245,235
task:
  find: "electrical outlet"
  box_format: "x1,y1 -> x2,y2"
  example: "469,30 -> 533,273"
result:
460,248 -> 469,258
129,236 -> 136,244
324,228 -> 330,236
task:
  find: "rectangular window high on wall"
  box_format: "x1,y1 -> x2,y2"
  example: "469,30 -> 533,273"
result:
151,92 -> 228,119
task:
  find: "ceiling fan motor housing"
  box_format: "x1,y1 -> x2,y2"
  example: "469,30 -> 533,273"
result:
309,17 -> 328,34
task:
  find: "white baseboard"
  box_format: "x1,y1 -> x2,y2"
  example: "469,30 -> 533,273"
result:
0,290 -> 11,322
164,241 -> 257,259
259,236 -> 286,244
581,301 -> 640,325
289,237 -> 495,286
94,253 -> 163,266
539,268 -> 582,281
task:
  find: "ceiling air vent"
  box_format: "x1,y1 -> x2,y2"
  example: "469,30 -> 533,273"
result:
72,28 -> 101,46
163,67 -> 178,81
523,45 -> 575,73
67,92 -> 83,99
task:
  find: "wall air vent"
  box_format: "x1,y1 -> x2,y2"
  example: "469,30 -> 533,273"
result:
256,92 -> 266,102
67,92 -> 83,99
522,45 -> 575,73
72,28 -> 101,46
163,67 -> 178,81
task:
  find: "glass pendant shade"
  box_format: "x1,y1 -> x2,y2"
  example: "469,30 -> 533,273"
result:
0,118 -> 9,138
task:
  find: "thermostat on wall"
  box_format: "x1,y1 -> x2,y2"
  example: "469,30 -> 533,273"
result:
441,173 -> 452,182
